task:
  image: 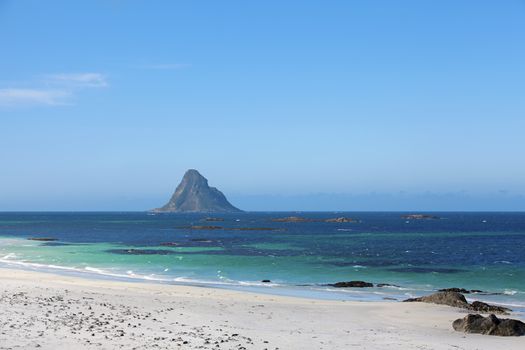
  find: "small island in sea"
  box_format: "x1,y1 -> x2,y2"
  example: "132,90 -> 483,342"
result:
152,169 -> 242,213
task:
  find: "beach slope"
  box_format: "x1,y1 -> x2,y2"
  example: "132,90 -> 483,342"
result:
0,268 -> 523,349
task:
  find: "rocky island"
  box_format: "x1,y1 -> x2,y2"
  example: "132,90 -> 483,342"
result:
152,169 -> 242,213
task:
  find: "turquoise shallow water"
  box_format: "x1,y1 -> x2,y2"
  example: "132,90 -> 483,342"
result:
0,212 -> 524,310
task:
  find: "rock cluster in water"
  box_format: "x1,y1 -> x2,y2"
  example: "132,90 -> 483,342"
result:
153,169 -> 242,213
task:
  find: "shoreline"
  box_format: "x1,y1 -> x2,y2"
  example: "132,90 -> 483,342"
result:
0,267 -> 524,349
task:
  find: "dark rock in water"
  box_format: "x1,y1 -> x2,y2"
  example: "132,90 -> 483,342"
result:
153,169 -> 242,213
383,297 -> 398,301
108,249 -> 176,255
271,216 -> 315,223
401,214 -> 440,220
178,225 -> 223,230
377,283 -> 400,288
159,242 -> 179,246
203,217 -> 225,222
27,237 -> 57,241
261,280 -> 271,283
328,281 -> 374,288
404,291 -> 469,308
229,227 -> 283,231
324,217 -> 357,223
439,287 -> 471,294
452,314 -> 525,336
389,267 -> 464,274
470,301 -> 511,315
190,238 -> 215,243
438,287 -> 490,294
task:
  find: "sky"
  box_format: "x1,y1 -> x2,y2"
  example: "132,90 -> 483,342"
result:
1,0 -> 524,211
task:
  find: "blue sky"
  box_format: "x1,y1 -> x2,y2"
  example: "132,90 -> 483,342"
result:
1,0 -> 524,211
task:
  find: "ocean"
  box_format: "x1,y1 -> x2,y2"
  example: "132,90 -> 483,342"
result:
0,212 -> 524,311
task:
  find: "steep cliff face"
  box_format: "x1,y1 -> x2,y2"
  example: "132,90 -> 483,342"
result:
153,169 -> 242,213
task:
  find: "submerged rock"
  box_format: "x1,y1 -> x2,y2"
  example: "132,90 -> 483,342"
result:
328,281 -> 374,288
271,216 -> 314,223
178,225 -> 223,230
203,217 -> 225,222
401,214 -> 440,220
261,280 -> 271,283
376,283 -> 400,288
324,217 -> 357,223
452,314 -> 525,336
159,242 -> 179,246
27,237 -> 57,241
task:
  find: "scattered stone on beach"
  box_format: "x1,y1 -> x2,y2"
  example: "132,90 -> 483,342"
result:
404,291 -> 469,308
328,281 -> 374,288
470,301 -> 511,315
401,214 -> 440,220
323,217 -> 357,223
27,237 -> 58,241
452,314 -> 525,336
404,291 -> 511,314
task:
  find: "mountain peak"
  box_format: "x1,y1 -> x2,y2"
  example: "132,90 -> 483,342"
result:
153,169 -> 242,213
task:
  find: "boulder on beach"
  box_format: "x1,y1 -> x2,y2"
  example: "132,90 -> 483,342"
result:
470,301 -> 511,315
452,314 -> 525,336
404,291 -> 511,314
404,291 -> 469,308
328,281 -> 374,288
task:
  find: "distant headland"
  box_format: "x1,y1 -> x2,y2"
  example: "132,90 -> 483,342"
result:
152,169 -> 242,213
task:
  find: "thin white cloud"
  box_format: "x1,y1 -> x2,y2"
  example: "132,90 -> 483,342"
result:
0,88 -> 71,106
45,72 -> 108,87
0,72 -> 108,107
136,63 -> 191,70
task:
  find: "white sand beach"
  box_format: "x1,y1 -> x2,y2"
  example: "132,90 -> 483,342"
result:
0,268 -> 523,349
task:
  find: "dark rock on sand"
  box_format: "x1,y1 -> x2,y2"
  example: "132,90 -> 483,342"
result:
27,237 -> 58,241
470,301 -> 511,315
328,281 -> 374,288
404,291 -> 511,314
452,314 -> 525,336
404,291 -> 469,308
153,169 -> 242,213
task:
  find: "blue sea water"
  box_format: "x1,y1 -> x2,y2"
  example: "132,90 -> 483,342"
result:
0,212 -> 524,310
